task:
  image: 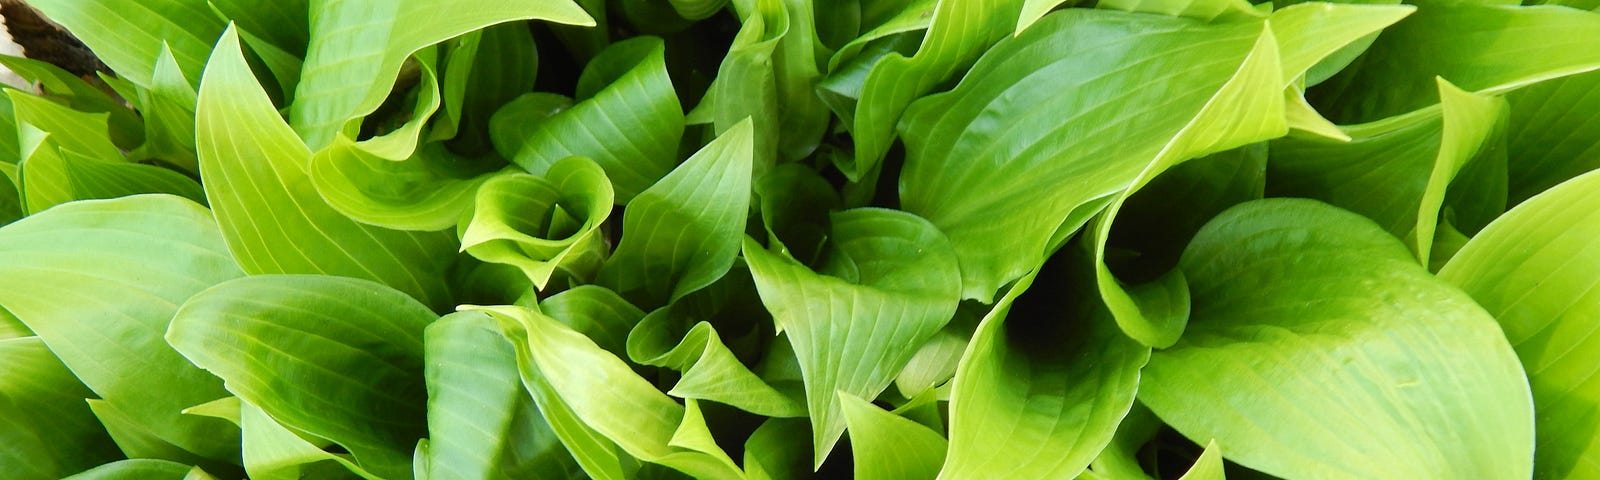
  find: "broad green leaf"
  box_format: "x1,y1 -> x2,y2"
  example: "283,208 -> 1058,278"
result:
626,265 -> 804,417
197,28 -> 457,309
458,157 -> 614,290
1091,0 -> 1259,25
1438,169 -> 1600,479
1142,199 -> 1535,479
824,0 -> 933,72
839,393 -> 947,480
424,311 -> 580,480
1269,78 -> 1506,263
24,0 -> 224,87
899,9 -> 1269,303
893,305 -> 978,398
312,139 -> 501,231
0,195 -> 242,462
744,208 -> 961,466
512,37 -> 683,202
940,251 -> 1150,480
0,336 -> 121,480
61,459 -> 193,480
845,0 -> 1024,183
1504,69 -> 1600,204
542,285 -> 647,356
598,119 -> 754,305
1311,1 -> 1600,122
167,275 -> 438,480
290,0 -> 592,149
1078,403 -> 1163,480
473,305 -> 745,480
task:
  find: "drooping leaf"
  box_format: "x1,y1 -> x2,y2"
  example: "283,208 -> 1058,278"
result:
289,0 -> 592,149
1438,169 -> 1600,479
197,28 -> 458,309
167,275 -> 438,480
744,208 -> 961,466
598,119 -> 754,306
0,195 -> 243,463
1142,198 -> 1535,479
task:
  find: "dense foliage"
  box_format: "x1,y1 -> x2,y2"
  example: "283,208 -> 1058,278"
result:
1,0 -> 1598,478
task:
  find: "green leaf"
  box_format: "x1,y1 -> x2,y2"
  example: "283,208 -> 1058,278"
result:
541,285 -> 647,356
845,0 -> 1024,183
598,119 -> 754,305
473,305 -> 746,480
838,392 -> 947,480
511,37 -> 683,203
1437,169 -> 1600,479
1177,441 -> 1226,480
489,93 -> 572,160
17,140 -> 204,214
626,265 -> 805,417
1311,1 -> 1600,122
1141,198 -> 1535,479
743,208 -> 961,466
0,336 -> 121,480
432,23 -> 540,156
167,275 -> 437,480
1269,78 -> 1506,263
0,55 -> 143,147
742,419 -> 811,480
24,0 -> 225,88
0,195 -> 243,463
899,9 -> 1272,303
290,0 -> 592,149
1092,0 -> 1260,24
423,311 -> 580,480
712,0 -> 830,174
210,0 -> 310,56
85,399 -> 234,475
197,28 -> 458,309
940,249 -> 1150,480
1504,69 -> 1600,204
458,157 -> 614,290
9,89 -> 125,163
60,459 -> 194,480
183,396 -> 379,480
131,44 -> 201,173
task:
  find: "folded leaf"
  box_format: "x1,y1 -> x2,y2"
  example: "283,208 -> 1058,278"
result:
940,250 -> 1149,480
197,28 -> 458,309
458,157 -> 614,290
291,0 -> 593,149
473,305 -> 745,480
167,275 -> 438,480
1438,169 -> 1600,479
744,208 -> 961,466
0,195 -> 243,463
598,119 -> 754,305
1142,198 -> 1534,478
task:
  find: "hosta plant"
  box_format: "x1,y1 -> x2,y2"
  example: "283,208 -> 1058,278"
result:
1,0 -> 1599,478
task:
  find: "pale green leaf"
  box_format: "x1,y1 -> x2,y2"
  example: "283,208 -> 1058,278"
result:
1142,198 -> 1535,479
24,0 -> 224,87
1438,169 -> 1600,479
167,275 -> 438,480
60,459 -> 193,480
458,157 -> 613,290
0,195 -> 243,462
197,28 -> 457,309
840,393 -> 948,480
